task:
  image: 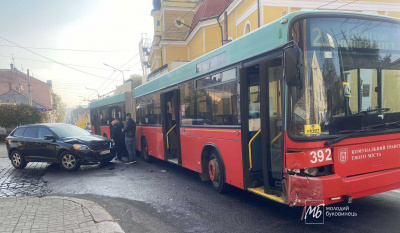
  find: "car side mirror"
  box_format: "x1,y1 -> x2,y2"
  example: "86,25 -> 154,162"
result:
44,135 -> 56,142
283,44 -> 303,86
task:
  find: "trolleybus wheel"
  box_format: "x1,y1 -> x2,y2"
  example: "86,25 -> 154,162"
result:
208,150 -> 229,193
141,138 -> 153,162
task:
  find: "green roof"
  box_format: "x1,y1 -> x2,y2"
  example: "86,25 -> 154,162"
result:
135,10 -> 399,98
89,92 -> 126,109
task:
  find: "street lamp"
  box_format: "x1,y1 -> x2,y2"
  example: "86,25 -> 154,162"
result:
104,63 -> 130,83
79,96 -> 92,103
85,87 -> 100,99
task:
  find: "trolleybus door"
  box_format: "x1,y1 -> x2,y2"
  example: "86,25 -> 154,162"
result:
260,60 -> 283,191
161,89 -> 182,165
241,58 -> 283,193
92,109 -> 101,135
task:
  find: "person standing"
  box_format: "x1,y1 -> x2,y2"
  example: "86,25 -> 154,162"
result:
111,119 -> 125,161
123,113 -> 137,164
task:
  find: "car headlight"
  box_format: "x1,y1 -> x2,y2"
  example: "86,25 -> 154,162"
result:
73,144 -> 91,150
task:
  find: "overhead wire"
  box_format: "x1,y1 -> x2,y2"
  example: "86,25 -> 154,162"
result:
0,36 -> 120,81
87,53 -> 140,99
333,0 -> 359,10
313,0 -> 339,10
0,54 -> 115,71
159,0 -> 203,40
95,53 -> 142,96
53,89 -> 87,95
0,44 -> 134,53
101,0 -> 203,90
146,0 -> 203,71
126,60 -> 142,70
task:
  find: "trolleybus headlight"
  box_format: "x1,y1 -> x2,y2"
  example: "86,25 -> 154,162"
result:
304,167 -> 318,176
73,144 -> 91,150
302,165 -> 332,177
287,169 -> 301,174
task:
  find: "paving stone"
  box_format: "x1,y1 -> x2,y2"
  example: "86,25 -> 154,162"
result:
0,197 -> 102,233
0,158 -> 50,197
0,146 -> 124,233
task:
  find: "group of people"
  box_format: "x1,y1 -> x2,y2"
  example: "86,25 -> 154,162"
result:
110,113 -> 137,164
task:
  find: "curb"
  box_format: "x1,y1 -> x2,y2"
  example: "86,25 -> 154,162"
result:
46,196 -> 125,233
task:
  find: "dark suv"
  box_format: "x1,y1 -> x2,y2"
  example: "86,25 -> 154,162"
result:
5,123 -> 115,171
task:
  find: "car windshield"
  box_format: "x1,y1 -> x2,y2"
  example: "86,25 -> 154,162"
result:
50,125 -> 91,138
288,16 -> 400,138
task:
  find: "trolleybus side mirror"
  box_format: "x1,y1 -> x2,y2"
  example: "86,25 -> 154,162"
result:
284,47 -> 303,86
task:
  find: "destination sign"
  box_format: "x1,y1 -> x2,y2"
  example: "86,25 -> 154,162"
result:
308,18 -> 400,51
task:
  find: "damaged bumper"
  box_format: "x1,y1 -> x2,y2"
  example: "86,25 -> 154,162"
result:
287,167 -> 400,206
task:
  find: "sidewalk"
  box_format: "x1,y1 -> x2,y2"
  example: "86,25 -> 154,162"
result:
0,196 -> 124,233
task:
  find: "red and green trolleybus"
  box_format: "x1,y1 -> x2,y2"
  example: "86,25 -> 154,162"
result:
134,11 -> 400,206
89,92 -> 135,139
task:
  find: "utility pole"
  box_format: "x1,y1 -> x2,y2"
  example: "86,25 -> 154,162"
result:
85,87 -> 100,99
103,63 -> 129,83
27,69 -> 32,106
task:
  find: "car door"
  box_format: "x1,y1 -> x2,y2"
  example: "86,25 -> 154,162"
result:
9,127 -> 27,154
37,127 -> 58,162
22,127 -> 39,161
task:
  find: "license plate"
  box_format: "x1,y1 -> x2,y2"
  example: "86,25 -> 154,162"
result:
99,150 -> 110,155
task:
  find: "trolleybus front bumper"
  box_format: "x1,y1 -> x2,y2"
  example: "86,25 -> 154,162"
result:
287,167 -> 400,206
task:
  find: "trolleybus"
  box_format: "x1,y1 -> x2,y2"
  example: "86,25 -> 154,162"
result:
89,92 -> 135,139
134,11 -> 400,206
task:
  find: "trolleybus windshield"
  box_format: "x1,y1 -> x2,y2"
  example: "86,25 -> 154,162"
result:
289,16 -> 400,139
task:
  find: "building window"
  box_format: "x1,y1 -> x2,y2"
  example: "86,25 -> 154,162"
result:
156,20 -> 160,26
244,21 -> 251,35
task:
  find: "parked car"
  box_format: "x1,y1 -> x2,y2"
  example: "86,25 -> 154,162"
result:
5,123 -> 115,171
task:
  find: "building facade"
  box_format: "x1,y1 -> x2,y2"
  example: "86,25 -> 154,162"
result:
0,64 -> 54,109
70,106 -> 90,125
139,0 -> 400,82
0,64 -> 57,122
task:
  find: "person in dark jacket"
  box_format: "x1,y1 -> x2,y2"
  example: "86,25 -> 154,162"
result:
122,113 -> 137,163
111,119 -> 125,160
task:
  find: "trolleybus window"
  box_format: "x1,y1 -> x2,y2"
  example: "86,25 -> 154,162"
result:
289,17 -> 400,138
136,91 -> 161,125
180,69 -> 238,126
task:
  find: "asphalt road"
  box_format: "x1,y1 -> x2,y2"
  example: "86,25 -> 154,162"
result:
1,143 -> 399,233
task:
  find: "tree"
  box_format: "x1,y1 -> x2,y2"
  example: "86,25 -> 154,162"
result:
53,94 -> 67,123
129,74 -> 143,89
0,104 -> 46,128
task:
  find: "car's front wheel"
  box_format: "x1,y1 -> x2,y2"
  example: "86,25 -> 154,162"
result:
11,150 -> 27,169
59,151 -> 80,172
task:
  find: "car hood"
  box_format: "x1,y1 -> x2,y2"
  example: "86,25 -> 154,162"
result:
63,135 -> 110,144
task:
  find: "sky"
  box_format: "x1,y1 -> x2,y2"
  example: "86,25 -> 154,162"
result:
0,0 -> 154,107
